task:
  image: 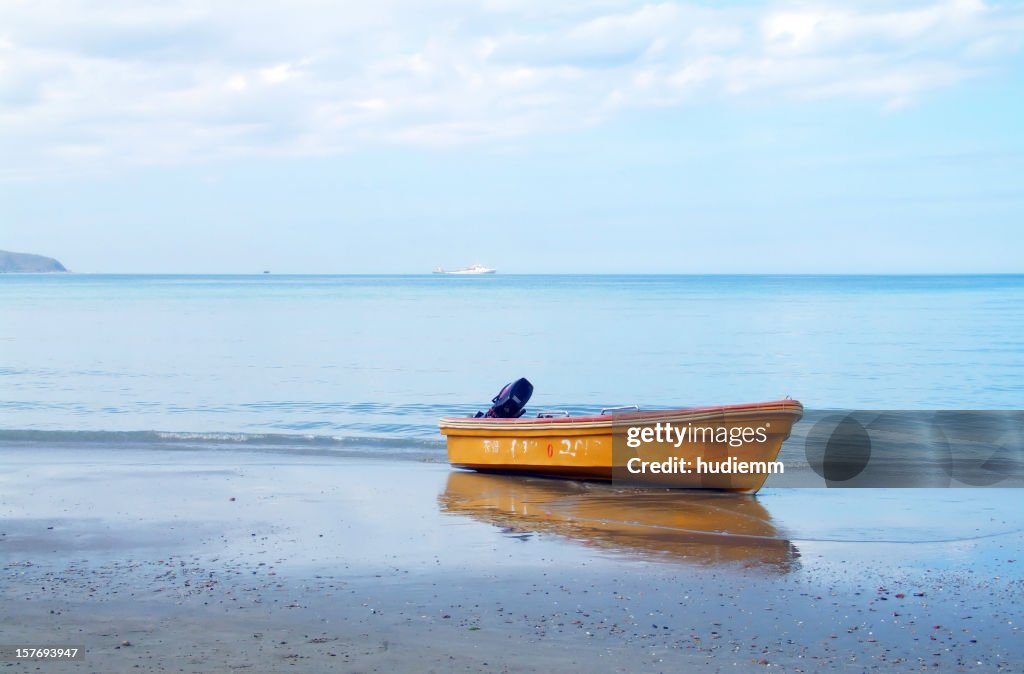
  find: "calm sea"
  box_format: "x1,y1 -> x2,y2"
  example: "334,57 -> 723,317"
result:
1,274 -> 1021,455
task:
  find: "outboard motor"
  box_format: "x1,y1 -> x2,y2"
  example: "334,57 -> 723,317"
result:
475,378 -> 534,418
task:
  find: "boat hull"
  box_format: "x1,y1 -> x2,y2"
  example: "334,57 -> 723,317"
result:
440,400 -> 803,493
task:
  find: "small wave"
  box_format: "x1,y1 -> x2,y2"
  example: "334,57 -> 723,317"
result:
0,428 -> 446,459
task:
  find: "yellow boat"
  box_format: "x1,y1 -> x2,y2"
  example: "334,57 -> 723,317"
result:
439,472 -> 798,570
440,399 -> 803,494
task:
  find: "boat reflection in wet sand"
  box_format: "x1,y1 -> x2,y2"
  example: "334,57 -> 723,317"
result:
439,472 -> 799,571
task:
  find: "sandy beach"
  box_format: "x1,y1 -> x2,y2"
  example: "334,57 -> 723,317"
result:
2,444 -> 1023,673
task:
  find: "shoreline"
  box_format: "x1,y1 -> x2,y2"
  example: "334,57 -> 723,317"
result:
2,447 -> 1022,672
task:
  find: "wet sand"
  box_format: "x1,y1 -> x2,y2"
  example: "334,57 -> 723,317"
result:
2,446 -> 1023,672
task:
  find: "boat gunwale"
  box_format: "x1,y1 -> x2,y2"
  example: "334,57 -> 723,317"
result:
440,399 -> 802,433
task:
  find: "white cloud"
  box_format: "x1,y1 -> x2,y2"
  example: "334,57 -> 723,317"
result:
259,62 -> 304,85
225,75 -> 248,92
0,0 -> 1021,177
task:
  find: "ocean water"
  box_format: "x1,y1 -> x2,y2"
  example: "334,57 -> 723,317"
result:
1,274 -> 1022,455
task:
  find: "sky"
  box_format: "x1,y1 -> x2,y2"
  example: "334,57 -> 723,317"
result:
1,0 -> 1022,273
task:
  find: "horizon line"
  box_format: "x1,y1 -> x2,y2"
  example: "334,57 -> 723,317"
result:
6,271 -> 1024,277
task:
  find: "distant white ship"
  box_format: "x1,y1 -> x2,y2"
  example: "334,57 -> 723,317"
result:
432,264 -> 496,275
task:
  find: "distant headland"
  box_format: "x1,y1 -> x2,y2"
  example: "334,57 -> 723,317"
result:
0,249 -> 68,272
